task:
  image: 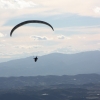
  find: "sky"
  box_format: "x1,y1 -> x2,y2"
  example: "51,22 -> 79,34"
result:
0,0 -> 100,62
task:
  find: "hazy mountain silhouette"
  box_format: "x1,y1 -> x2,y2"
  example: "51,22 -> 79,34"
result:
0,50 -> 100,76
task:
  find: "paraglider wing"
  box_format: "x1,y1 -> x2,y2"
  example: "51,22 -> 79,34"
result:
10,20 -> 54,36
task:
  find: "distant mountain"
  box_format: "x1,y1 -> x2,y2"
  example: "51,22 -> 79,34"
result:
0,50 -> 100,76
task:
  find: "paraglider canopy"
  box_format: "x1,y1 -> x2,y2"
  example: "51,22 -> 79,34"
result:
10,20 -> 54,36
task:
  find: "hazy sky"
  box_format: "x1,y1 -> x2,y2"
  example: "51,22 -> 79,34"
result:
0,0 -> 100,62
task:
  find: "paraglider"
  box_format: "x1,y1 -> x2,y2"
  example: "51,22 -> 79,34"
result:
10,20 -> 54,36
10,20 -> 54,62
34,56 -> 38,62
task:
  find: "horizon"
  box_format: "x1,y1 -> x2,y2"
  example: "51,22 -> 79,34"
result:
0,50 -> 100,63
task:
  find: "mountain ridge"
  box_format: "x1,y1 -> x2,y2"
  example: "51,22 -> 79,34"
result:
0,50 -> 100,76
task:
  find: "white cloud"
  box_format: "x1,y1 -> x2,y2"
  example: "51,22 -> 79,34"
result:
31,0 -> 100,17
0,32 -> 4,37
30,35 -> 49,40
0,0 -> 37,9
56,25 -> 100,35
55,47 -> 79,54
94,7 -> 100,13
13,45 -> 33,49
57,35 -> 66,39
57,35 -> 71,40
1,0 -> 100,28
13,45 -> 43,49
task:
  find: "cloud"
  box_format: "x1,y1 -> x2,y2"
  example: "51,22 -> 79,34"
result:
0,0 -> 100,28
31,0 -> 100,17
0,0 -> 37,9
57,35 -> 66,39
13,45 -> 33,49
0,32 -> 5,37
30,35 -> 49,40
94,7 -> 100,13
57,35 -> 71,40
56,25 -> 100,36
55,46 -> 79,54
13,45 -> 43,49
